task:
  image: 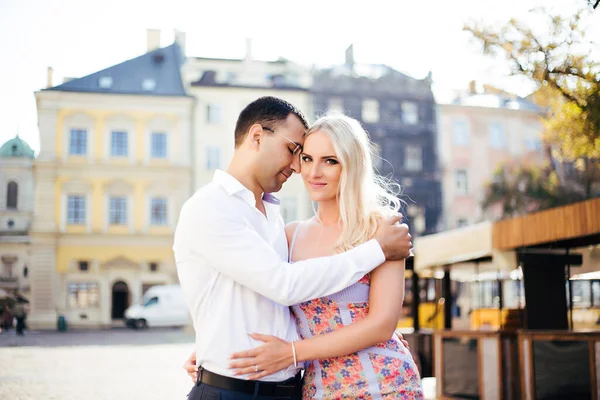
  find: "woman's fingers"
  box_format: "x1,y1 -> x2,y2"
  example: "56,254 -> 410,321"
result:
246,371 -> 270,380
232,365 -> 263,376
248,332 -> 275,342
229,358 -> 257,369
230,348 -> 259,360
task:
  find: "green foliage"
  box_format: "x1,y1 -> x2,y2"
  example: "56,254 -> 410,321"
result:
481,163 -> 588,218
464,8 -> 600,161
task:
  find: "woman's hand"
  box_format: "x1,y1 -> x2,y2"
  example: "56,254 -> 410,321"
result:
229,333 -> 295,380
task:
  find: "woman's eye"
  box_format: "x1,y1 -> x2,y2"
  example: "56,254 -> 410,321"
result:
326,159 -> 339,165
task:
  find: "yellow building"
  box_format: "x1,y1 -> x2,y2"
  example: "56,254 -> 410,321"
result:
30,40 -> 194,328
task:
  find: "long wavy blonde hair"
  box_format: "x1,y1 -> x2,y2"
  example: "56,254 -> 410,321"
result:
307,113 -> 402,253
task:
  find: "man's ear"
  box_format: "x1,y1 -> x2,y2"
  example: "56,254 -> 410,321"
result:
246,124 -> 263,150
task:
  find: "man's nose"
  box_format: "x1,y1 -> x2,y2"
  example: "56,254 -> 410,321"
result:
290,154 -> 301,174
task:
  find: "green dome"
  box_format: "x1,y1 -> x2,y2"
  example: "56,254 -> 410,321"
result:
0,136 -> 35,159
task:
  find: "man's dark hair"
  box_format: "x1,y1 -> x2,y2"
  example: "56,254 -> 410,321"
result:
234,96 -> 309,148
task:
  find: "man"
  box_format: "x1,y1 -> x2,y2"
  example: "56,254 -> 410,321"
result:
174,96 -> 412,400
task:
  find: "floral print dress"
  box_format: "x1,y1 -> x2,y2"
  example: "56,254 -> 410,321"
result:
289,228 -> 424,399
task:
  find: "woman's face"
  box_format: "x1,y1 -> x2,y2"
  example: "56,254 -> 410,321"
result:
300,130 -> 342,202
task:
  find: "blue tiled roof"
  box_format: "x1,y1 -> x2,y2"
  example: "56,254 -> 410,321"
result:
45,42 -> 188,97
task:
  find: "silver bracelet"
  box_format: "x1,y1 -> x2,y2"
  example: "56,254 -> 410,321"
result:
291,341 -> 298,368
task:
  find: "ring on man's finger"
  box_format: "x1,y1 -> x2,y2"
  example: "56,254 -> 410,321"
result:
254,365 -> 259,373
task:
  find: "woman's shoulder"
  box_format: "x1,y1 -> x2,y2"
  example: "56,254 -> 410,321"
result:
284,220 -> 303,242
284,218 -> 315,242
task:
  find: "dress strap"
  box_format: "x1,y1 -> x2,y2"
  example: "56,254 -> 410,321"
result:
288,222 -> 303,263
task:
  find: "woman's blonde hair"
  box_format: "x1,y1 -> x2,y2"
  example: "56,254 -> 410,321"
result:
307,113 -> 402,253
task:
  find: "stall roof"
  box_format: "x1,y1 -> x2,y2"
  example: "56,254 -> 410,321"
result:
414,222 -> 494,272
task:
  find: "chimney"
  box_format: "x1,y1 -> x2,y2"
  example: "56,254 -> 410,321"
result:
174,30 -> 186,57
147,29 -> 161,52
47,66 -> 54,88
244,38 -> 253,62
468,80 -> 477,94
345,44 -> 355,67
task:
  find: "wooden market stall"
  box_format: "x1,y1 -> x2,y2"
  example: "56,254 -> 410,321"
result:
413,198 -> 600,399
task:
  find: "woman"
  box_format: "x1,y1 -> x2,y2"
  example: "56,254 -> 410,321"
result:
228,114 -> 423,399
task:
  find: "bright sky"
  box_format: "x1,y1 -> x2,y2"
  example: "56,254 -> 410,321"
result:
0,0 -> 597,153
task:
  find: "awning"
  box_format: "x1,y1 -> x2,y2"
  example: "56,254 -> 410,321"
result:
414,222 -> 494,272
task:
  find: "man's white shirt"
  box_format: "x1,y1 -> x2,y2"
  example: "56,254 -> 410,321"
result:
173,170 -> 385,381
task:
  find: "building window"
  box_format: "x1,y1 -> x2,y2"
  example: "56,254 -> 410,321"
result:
455,170 -> 468,195
206,147 -> 221,170
142,78 -> 156,91
111,131 -> 128,157
489,122 -> 505,149
452,120 -> 469,146
457,218 -> 468,228
402,102 -> 419,125
328,98 -> 344,114
151,132 -> 167,159
109,197 -> 127,225
150,198 -> 167,226
6,181 -> 18,209
67,282 -> 100,308
149,262 -> 158,272
281,197 -> 298,224
206,104 -> 222,124
362,99 -> 379,123
69,129 -> 88,155
67,195 -> 86,225
525,135 -> 542,151
404,145 -> 422,171
78,261 -> 89,272
98,77 -> 113,88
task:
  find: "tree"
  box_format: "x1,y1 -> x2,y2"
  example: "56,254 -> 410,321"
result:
465,6 -> 600,199
482,163 -> 587,219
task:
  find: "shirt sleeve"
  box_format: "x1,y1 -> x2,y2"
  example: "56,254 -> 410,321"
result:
173,198 -> 385,306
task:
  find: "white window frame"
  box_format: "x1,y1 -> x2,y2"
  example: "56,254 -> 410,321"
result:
67,282 -> 100,309
150,197 -> 168,226
110,131 -> 129,157
404,145 -> 422,171
67,195 -> 86,225
150,132 -> 167,159
489,122 -> 505,149
402,102 -> 419,125
452,120 -> 469,146
455,170 -> 468,195
108,196 -> 128,225
362,99 -> 379,123
69,129 -> 88,155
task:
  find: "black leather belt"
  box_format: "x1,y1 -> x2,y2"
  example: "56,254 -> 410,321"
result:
197,367 -> 301,397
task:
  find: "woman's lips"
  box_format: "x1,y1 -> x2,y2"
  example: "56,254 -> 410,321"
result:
309,181 -> 327,189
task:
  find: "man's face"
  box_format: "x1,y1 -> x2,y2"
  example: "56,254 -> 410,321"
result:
255,113 -> 306,193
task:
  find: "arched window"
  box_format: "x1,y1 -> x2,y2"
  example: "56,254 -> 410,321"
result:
7,181 -> 18,209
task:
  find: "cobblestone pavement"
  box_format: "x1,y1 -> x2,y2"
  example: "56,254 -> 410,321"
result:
0,327 -> 197,400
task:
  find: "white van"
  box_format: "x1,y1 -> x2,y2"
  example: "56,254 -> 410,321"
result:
124,284 -> 191,329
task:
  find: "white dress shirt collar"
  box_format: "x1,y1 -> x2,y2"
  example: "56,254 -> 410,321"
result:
213,169 -> 281,208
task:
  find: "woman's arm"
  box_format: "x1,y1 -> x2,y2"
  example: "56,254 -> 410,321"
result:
229,259 -> 406,379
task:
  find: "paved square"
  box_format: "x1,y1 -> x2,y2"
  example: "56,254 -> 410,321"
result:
0,327 -> 197,399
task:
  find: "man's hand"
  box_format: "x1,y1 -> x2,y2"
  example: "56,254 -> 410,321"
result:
375,214 -> 412,261
183,350 -> 198,383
